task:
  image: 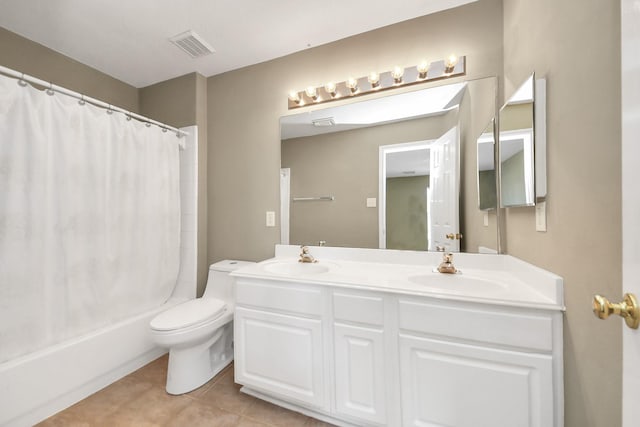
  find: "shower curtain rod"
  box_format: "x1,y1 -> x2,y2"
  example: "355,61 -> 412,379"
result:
0,65 -> 188,138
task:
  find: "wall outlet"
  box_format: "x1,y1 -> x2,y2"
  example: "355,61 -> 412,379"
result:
266,211 -> 276,227
366,198 -> 377,208
535,202 -> 547,232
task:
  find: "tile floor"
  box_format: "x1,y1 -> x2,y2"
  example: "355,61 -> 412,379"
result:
38,355 -> 336,427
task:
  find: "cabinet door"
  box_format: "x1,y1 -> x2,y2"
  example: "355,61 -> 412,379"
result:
234,307 -> 325,408
399,334 -> 554,427
334,323 -> 387,425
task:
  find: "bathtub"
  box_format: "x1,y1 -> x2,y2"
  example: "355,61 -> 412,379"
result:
0,298 -> 185,427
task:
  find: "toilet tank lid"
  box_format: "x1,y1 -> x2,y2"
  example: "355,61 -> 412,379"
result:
209,260 -> 255,272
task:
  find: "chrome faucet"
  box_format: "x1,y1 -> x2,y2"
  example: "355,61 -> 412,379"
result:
298,246 -> 318,263
437,252 -> 458,274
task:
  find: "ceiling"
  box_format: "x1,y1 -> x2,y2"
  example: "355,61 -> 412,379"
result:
0,0 -> 476,88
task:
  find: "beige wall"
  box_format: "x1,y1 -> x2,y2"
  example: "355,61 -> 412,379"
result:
207,0 -> 504,262
502,0 -> 621,426
0,27 -> 138,112
139,74 -> 210,296
282,115 -> 452,249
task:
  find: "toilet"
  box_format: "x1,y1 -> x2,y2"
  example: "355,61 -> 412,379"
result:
150,260 -> 254,395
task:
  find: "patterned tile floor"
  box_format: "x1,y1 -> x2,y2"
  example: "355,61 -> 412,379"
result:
38,355 -> 336,427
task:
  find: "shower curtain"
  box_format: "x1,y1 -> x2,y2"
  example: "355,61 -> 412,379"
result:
0,73 -> 181,363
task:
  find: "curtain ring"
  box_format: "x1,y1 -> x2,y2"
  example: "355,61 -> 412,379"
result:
46,82 -> 55,96
78,95 -> 86,106
161,127 -> 168,133
125,114 -> 132,121
106,104 -> 113,115
17,73 -> 28,87
145,122 -> 151,127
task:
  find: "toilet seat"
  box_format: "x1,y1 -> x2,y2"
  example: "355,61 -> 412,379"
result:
150,298 -> 227,332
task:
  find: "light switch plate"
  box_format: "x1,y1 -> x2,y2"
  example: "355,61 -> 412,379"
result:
266,211 -> 275,227
535,202 -> 547,232
366,198 -> 377,208
483,211 -> 489,227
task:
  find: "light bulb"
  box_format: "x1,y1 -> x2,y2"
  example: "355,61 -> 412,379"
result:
368,71 -> 380,88
445,54 -> 458,72
305,86 -> 318,101
346,77 -> 358,94
391,66 -> 404,84
288,90 -> 301,104
417,61 -> 429,79
324,82 -> 337,97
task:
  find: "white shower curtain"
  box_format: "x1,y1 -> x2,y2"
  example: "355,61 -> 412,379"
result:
0,73 -> 181,363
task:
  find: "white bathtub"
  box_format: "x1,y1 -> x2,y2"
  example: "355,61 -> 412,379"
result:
0,298 -> 184,427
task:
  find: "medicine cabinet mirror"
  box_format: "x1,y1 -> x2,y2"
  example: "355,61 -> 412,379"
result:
498,73 -> 546,208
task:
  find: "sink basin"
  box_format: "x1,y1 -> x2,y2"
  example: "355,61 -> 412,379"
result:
262,261 -> 331,276
407,273 -> 508,294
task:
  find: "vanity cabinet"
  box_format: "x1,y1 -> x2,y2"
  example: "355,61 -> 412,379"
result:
233,269 -> 563,427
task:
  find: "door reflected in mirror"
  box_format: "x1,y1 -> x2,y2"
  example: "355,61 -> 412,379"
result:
499,74 -> 535,207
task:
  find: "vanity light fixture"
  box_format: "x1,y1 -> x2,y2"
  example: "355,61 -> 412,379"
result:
391,66 -> 404,84
368,71 -> 380,89
346,77 -> 359,95
305,86 -> 319,102
287,55 -> 465,109
444,54 -> 458,73
417,61 -> 429,79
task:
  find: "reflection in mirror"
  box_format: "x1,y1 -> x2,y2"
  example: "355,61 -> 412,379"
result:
477,119 -> 496,210
380,125 -> 459,252
280,77 -> 497,253
499,74 -> 535,207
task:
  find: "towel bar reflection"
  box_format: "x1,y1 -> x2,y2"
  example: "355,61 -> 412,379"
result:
292,196 -> 335,202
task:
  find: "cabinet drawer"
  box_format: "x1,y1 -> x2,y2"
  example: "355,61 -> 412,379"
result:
398,299 -> 554,352
235,279 -> 322,316
333,292 -> 384,326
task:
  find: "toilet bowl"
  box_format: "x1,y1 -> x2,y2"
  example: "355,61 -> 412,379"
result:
150,260 -> 254,395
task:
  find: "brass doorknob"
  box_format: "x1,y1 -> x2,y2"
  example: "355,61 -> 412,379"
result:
445,233 -> 463,240
592,293 -> 640,329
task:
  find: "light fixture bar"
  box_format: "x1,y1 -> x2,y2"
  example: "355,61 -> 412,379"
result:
287,55 -> 466,109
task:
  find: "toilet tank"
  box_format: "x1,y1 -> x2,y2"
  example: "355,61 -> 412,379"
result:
202,260 -> 254,302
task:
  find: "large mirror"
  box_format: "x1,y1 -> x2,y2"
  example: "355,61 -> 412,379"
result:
280,76 -> 498,253
498,74 -> 535,207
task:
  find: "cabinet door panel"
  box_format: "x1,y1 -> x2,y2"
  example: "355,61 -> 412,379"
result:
334,323 -> 387,425
235,307 -> 324,408
399,334 -> 553,427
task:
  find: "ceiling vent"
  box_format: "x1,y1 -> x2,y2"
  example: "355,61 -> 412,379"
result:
312,117 -> 335,127
170,30 -> 215,58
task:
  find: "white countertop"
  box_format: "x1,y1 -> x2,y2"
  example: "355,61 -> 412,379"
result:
231,246 -> 565,311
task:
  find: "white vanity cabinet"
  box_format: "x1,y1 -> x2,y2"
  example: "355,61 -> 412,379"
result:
398,298 -> 561,427
232,252 -> 564,427
233,280 -> 327,409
